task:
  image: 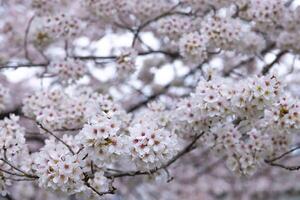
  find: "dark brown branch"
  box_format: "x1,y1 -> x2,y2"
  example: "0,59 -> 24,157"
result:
261,51 -> 288,75
0,167 -> 27,177
265,145 -> 300,163
105,132 -> 205,178
74,50 -> 180,60
0,158 -> 38,179
266,161 -> 300,171
223,43 -> 277,77
0,63 -> 47,70
0,107 -> 21,120
4,194 -> 14,200
84,179 -> 116,197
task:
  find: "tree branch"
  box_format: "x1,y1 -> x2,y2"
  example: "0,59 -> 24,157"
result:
74,50 -> 180,60
0,158 -> 38,179
261,51 -> 288,75
0,63 -> 47,70
265,145 -> 300,163
266,161 -> 300,171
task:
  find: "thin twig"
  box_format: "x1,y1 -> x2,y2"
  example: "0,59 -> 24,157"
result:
265,145 -> 300,163
0,167 -> 26,177
266,162 -> 300,171
36,122 -> 75,155
0,159 -> 38,179
24,15 -> 35,61
131,3 -> 182,47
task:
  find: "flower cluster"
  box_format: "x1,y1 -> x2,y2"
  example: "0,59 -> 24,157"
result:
0,115 -> 30,195
179,32 -> 208,63
31,0 -> 56,16
133,0 -> 171,23
276,31 -> 300,53
128,103 -> 179,169
44,13 -> 81,39
246,0 -> 285,31
276,7 -> 300,53
214,125 -> 269,176
201,15 -> 243,50
158,15 -> 195,41
83,0 -> 116,20
49,58 -> 87,84
181,0 -> 243,12
22,87 -> 99,130
83,0 -> 170,23
33,137 -> 85,194
116,48 -> 137,75
174,74 -> 297,175
3,0 -> 300,198
264,96 -> 300,132
76,114 -> 129,166
0,115 -> 27,162
0,84 -> 10,112
129,122 -> 179,169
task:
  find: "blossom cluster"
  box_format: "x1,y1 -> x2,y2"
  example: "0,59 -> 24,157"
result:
170,14 -> 266,62
22,87 -> 133,131
43,13 -> 81,40
49,58 -> 87,84
276,6 -> 300,53
129,122 -> 179,169
200,15 -> 265,52
76,97 -> 180,170
115,48 -> 137,76
175,74 -> 299,175
246,0 -> 285,31
22,88 -> 95,130
82,0 -> 171,23
0,115 -> 31,195
76,114 -> 129,166
32,137 -> 85,194
179,32 -> 208,63
2,0 -> 300,199
158,15 -> 195,41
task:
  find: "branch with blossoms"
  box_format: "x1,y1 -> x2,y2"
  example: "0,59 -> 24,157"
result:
264,145 -> 300,171
0,116 -> 207,198
2,0 -> 300,199
105,132 -> 205,178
